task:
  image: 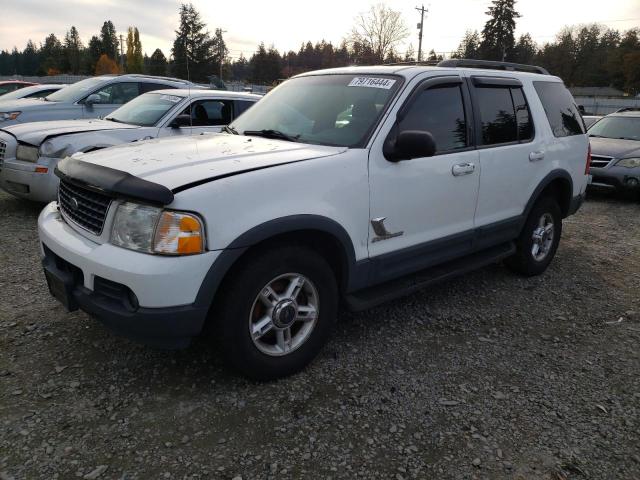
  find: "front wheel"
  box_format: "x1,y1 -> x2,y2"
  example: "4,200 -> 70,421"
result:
505,196 -> 562,276
215,245 -> 338,380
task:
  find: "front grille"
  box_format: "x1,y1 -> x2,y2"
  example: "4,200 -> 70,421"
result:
590,155 -> 613,169
58,179 -> 112,235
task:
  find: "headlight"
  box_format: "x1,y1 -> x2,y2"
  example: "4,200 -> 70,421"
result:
110,202 -> 205,255
0,111 -> 20,121
616,158 -> 640,168
16,144 -> 39,162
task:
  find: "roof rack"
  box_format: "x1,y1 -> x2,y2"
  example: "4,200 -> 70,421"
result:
123,73 -> 194,84
437,59 -> 549,75
383,60 -> 440,67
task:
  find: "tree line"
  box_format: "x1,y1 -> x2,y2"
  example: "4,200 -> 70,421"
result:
1,1 -> 639,94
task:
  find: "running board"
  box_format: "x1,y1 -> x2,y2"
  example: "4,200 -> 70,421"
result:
344,242 -> 516,312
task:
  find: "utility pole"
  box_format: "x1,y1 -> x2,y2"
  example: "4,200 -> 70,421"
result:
219,29 -> 227,82
415,5 -> 427,62
119,34 -> 125,71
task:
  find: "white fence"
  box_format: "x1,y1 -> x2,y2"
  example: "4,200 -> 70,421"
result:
0,74 -> 90,84
574,96 -> 640,115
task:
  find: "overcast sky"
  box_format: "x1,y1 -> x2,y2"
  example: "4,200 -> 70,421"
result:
2,0 -> 639,59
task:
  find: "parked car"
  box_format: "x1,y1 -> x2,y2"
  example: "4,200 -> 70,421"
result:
0,89 -> 259,202
38,60 -> 589,379
587,111 -> 640,195
0,84 -> 65,101
0,74 -> 201,126
0,80 -> 36,96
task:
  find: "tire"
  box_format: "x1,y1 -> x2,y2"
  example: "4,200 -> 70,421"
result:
215,245 -> 338,380
505,196 -> 562,276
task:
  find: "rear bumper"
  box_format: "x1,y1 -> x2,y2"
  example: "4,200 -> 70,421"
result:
567,193 -> 584,216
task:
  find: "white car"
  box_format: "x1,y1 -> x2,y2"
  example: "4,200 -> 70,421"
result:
0,74 -> 200,126
38,60 -> 590,379
0,84 -> 65,101
0,89 -> 259,202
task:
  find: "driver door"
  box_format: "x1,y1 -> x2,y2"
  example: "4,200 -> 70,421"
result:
367,75 -> 480,282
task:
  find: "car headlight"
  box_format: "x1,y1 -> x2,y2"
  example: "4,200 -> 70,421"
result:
616,158 -> 640,168
0,111 -> 20,121
16,144 -> 39,162
111,202 -> 205,255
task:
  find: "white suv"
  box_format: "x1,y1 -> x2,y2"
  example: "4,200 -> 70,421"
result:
38,60 -> 590,379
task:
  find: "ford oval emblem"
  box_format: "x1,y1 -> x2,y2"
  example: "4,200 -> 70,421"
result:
69,197 -> 79,211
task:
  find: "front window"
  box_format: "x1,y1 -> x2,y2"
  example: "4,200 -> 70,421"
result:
106,93 -> 185,126
46,77 -> 110,103
588,116 -> 640,141
229,74 -> 402,147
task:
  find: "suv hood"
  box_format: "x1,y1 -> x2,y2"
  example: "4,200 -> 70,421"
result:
0,119 -> 138,146
590,137 -> 640,159
72,134 -> 347,191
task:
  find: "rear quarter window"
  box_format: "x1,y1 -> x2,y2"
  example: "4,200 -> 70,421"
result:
533,81 -> 585,137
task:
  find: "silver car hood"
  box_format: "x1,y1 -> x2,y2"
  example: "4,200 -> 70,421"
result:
0,119 -> 139,146
590,137 -> 640,159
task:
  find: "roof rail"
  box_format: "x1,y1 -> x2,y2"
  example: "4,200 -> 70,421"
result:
437,59 -> 549,75
123,73 -> 194,84
383,60 -> 440,67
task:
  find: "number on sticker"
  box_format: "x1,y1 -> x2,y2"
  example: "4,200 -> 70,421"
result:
348,77 -> 396,89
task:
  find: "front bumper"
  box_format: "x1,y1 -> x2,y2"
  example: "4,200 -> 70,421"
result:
38,202 -> 220,348
589,166 -> 640,192
0,156 -> 60,202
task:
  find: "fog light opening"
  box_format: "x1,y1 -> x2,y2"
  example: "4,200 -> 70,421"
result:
128,290 -> 140,311
625,177 -> 639,188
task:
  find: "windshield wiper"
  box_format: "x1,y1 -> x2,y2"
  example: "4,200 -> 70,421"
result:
105,117 -> 127,124
222,125 -> 238,135
243,129 -> 300,142
588,134 -> 604,138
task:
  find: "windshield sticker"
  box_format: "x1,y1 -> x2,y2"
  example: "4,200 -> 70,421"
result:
348,77 -> 396,89
159,94 -> 182,103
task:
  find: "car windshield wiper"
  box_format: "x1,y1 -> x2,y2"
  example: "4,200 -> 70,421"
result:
588,134 -> 604,138
105,117 -> 127,124
243,129 -> 300,142
222,125 -> 238,135
616,137 -> 638,141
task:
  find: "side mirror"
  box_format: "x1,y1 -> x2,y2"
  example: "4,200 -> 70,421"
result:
384,130 -> 436,162
85,94 -> 101,106
170,114 -> 192,128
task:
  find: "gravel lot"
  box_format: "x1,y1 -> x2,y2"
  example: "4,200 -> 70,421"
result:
1,189 -> 639,480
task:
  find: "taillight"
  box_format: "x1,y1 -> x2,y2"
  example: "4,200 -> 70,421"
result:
585,143 -> 592,174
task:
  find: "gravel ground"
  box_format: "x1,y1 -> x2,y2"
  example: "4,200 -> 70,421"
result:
1,189 -> 639,480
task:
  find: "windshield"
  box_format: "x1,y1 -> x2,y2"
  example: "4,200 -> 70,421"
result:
45,77 -> 110,103
229,74 -> 402,147
106,93 -> 184,126
588,116 -> 640,141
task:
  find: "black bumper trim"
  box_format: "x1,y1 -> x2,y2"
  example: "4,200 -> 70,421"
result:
42,247 -> 207,349
567,193 -> 584,216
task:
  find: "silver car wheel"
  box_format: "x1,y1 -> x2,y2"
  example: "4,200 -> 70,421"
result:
531,213 -> 555,262
249,273 -> 319,357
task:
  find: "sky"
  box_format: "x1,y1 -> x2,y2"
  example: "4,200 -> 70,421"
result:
2,0 -> 639,60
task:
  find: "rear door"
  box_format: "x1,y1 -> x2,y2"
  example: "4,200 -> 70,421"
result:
468,76 -> 543,244
159,99 -> 235,137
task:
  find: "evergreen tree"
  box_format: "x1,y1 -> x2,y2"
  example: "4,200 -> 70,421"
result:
100,20 -> 119,61
0,50 -> 12,75
479,0 -> 521,61
512,33 -> 537,64
147,48 -> 168,76
40,34 -> 63,75
64,26 -> 83,74
453,30 -> 481,59
172,3 -> 214,82
22,40 -> 40,75
84,35 -> 103,74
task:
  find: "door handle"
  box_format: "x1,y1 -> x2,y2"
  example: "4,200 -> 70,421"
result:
452,162 -> 475,176
529,151 -> 545,162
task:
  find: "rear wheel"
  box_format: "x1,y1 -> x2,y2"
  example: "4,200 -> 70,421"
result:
215,245 -> 338,380
505,196 -> 562,276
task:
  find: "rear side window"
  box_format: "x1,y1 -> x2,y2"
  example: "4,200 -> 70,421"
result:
235,100 -> 255,116
399,85 -> 467,153
475,86 -> 534,145
533,81 -> 584,137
